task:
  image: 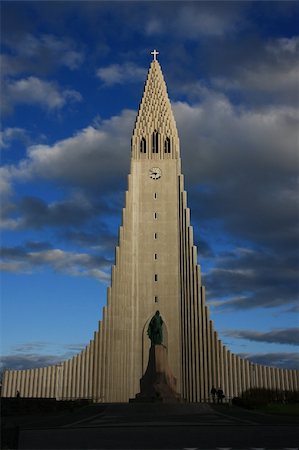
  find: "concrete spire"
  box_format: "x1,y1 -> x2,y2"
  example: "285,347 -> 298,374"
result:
132,57 -> 179,159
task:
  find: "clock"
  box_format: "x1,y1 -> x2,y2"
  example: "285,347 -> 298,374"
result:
149,167 -> 162,180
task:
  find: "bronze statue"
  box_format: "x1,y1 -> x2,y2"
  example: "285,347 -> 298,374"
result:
147,310 -> 163,345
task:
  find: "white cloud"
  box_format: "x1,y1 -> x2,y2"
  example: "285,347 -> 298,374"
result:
13,109 -> 134,187
0,127 -> 28,149
96,63 -> 147,86
3,76 -> 82,113
1,247 -> 110,283
215,64 -> 299,94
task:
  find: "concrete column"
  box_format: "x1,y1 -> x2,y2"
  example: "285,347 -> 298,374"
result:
28,369 -> 34,397
70,357 -> 75,399
201,296 -> 208,402
61,362 -> 67,400
84,346 -> 90,399
196,284 -> 204,402
80,350 -> 86,398
244,359 -> 250,392
257,364 -> 263,388
76,354 -> 82,398
214,332 -> 220,391
40,367 -> 46,397
270,366 -> 275,389
293,370 -> 298,391
88,340 -> 94,400
20,370 -> 25,397
92,330 -> 99,401
11,371 -> 17,397
186,213 -> 193,401
2,371 -> 8,397
67,359 -> 72,400
48,366 -> 53,397
205,307 -> 212,403
239,357 -> 245,394
33,369 -> 38,397
210,320 -> 218,388
15,370 -> 21,395
227,351 -> 233,398
192,267 -> 200,402
36,368 -> 42,397
287,369 -> 293,391
6,371 -> 12,397
23,370 -> 29,397
267,366 -> 273,389
189,240 -> 197,402
271,367 -> 276,389
277,367 -> 282,390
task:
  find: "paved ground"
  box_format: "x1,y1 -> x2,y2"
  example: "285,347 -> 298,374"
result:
4,402 -> 299,449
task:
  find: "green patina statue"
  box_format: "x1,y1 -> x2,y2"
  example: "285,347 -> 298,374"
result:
147,310 -> 163,345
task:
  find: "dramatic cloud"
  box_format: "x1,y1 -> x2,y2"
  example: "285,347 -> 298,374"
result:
1,91 -> 298,311
1,245 -> 110,282
204,247 -> 298,311
240,352 -> 299,370
0,127 -> 29,149
145,3 -> 242,38
225,328 -> 299,346
210,36 -> 299,106
17,193 -> 95,229
96,63 -> 146,86
0,354 -> 63,372
15,110 -> 134,187
1,33 -> 84,76
0,341 -> 87,372
2,76 -> 82,114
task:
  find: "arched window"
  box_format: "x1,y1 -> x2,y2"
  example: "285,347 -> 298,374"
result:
152,130 -> 159,153
164,137 -> 171,153
140,137 -> 146,154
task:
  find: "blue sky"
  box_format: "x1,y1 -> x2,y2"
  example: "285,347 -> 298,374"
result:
1,1 -> 298,373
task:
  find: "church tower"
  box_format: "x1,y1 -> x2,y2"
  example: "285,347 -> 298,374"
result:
106,51 -> 185,399
2,52 -> 298,402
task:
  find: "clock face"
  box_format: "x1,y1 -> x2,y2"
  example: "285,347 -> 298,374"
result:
149,167 -> 162,180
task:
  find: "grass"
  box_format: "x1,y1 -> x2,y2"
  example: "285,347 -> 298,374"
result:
258,403 -> 299,416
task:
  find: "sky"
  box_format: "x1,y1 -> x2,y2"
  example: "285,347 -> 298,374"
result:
1,1 -> 298,375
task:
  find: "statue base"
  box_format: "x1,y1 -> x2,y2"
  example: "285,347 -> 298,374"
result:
131,344 -> 181,403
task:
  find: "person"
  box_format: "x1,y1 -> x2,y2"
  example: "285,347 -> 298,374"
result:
210,386 -> 217,403
16,390 -> 20,398
217,387 -> 224,403
147,310 -> 163,345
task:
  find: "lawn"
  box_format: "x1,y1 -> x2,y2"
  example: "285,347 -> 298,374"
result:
259,403 -> 299,416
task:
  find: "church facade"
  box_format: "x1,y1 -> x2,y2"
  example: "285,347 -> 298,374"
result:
2,54 -> 298,402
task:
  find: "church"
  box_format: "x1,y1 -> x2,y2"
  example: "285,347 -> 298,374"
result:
2,51 -> 298,402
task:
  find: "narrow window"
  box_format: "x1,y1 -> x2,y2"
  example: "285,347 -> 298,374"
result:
154,212 -> 157,219
140,137 -> 146,154
154,253 -> 158,260
154,274 -> 158,281
154,233 -> 157,239
154,193 -> 157,199
152,130 -> 159,153
164,137 -> 171,153
155,296 -> 158,303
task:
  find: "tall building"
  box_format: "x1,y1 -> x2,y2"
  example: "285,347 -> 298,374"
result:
2,53 -> 298,401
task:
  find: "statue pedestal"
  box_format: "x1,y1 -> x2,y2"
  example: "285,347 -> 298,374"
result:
132,345 -> 181,403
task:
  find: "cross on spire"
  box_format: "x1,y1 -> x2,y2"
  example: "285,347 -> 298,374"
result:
151,49 -> 159,61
